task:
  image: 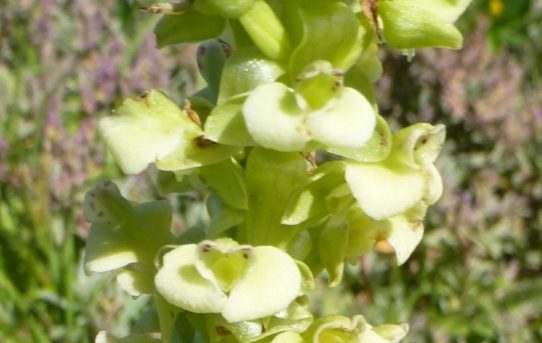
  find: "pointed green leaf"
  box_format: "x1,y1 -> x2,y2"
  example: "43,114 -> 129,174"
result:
154,294 -> 181,343
344,63 -> 377,108
354,15 -> 382,83
245,148 -> 308,246
157,171 -> 196,194
287,230 -> 313,261
204,95 -> 257,147
154,11 -> 225,47
84,199 -> 173,274
201,158 -> 248,210
283,161 -> 346,226
207,193 -> 245,238
196,39 -> 232,99
345,208 -> 384,263
239,0 -> 291,61
83,181 -> 132,228
85,224 -> 139,273
155,136 -> 240,172
319,224 -> 347,287
289,2 -> 362,78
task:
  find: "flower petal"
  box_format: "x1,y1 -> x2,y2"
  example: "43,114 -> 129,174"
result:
155,245 -> 227,314
327,114 -> 391,163
307,87 -> 375,150
243,83 -> 309,151
222,246 -> 302,322
384,213 -> 425,265
345,163 -> 425,220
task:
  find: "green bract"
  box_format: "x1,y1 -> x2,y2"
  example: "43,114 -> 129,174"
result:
379,0 -> 472,50
155,239 -> 302,322
83,181 -> 174,295
289,1 -> 362,78
87,0 -> 472,341
154,11 -> 225,47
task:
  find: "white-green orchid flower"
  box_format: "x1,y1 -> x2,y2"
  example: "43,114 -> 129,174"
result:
155,238 -> 304,323
242,60 -> 376,153
344,123 -> 445,264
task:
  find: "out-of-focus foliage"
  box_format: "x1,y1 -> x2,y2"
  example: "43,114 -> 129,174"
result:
0,1 -> 196,342
0,0 -> 541,342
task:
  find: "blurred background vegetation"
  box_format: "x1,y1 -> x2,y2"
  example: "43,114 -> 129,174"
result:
0,0 -> 541,342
